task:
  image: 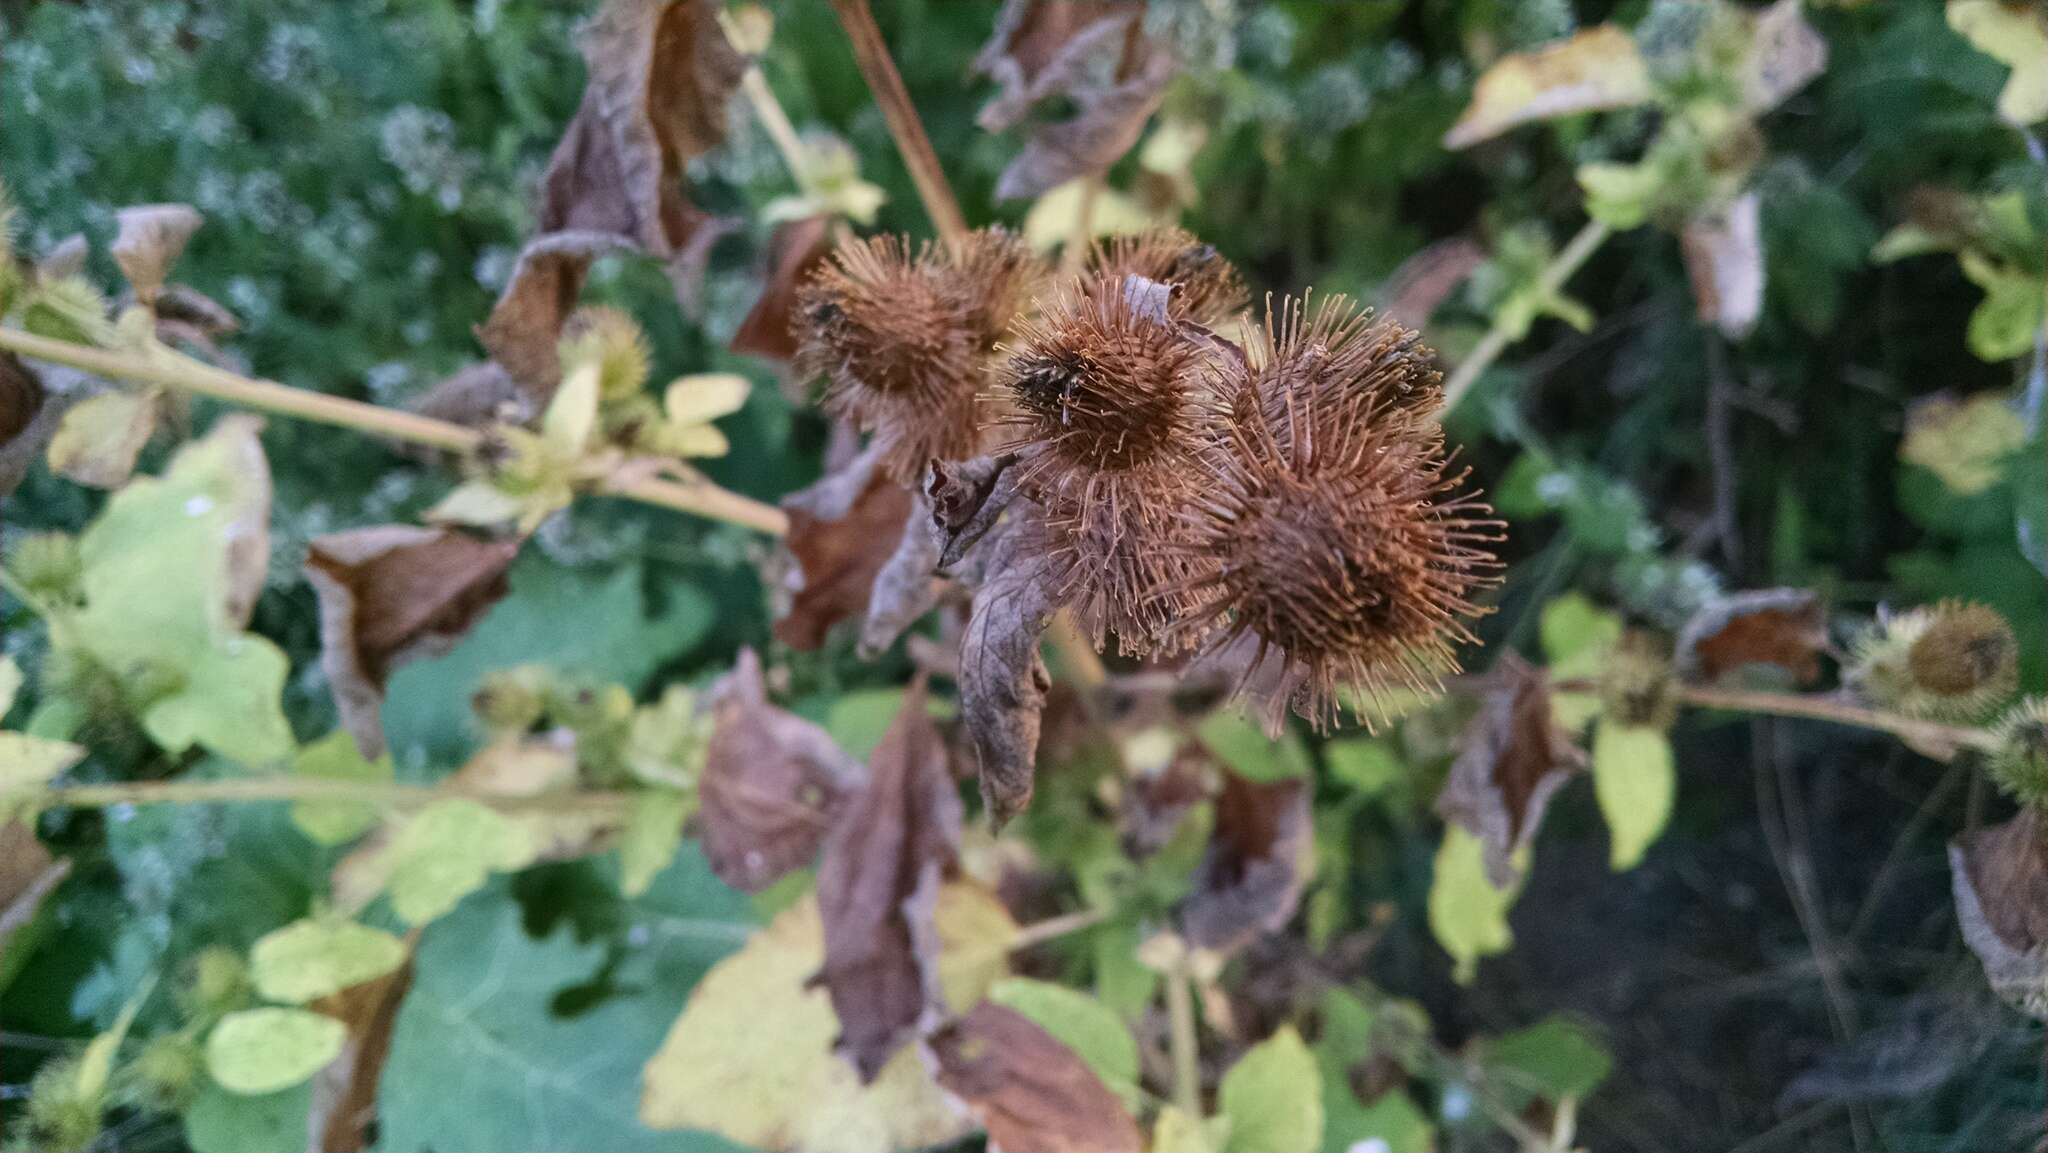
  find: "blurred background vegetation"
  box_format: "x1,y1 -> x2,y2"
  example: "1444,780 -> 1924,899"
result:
2,1 -> 2045,1150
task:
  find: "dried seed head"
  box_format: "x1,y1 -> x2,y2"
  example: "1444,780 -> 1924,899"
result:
1176,295 -> 1500,727
1090,227 -> 1247,324
993,273 -> 1223,653
1850,600 -> 2019,722
1989,697 -> 2048,809
558,305 -> 650,402
794,234 -> 982,480
1236,292 -> 1443,436
949,225 -> 1047,353
1599,631 -> 1679,731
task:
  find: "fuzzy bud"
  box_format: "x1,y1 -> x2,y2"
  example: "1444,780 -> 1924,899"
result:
472,665 -> 551,735
179,945 -> 252,1024
10,531 -> 83,608
1989,697 -> 2048,809
1850,601 -> 2019,722
1600,631 -> 1679,732
132,1033 -> 205,1111
558,305 -> 651,403
23,1058 -> 104,1153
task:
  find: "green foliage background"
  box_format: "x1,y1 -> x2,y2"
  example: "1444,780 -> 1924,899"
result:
2,1 -> 2045,1150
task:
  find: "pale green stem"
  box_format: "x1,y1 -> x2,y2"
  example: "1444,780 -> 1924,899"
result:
1438,219 -> 1612,416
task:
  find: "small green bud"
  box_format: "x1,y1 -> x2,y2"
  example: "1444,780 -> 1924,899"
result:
1598,631 -> 1678,732
472,665 -> 551,735
20,274 -> 115,347
179,946 -> 252,1024
130,1033 -> 204,1111
10,532 -> 83,608
1989,698 -> 2048,810
558,305 -> 650,404
22,1057 -> 104,1153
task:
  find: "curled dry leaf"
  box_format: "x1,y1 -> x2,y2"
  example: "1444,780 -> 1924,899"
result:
811,678 -> 962,1082
1951,809 -> 2048,1019
928,1002 -> 1145,1153
1435,653 -> 1586,889
46,388 -> 159,491
731,214 -> 833,363
955,509 -> 1060,828
1680,192 -> 1764,339
858,489 -> 946,660
1675,587 -> 1827,686
977,2 -> 1175,202
406,361 -> 531,432
1181,770 -> 1311,954
477,231 -> 637,402
775,445 -> 917,651
1379,236 -> 1488,329
1741,0 -> 1828,115
110,203 -> 203,304
204,414 -> 274,631
304,525 -> 522,758
0,354 -> 62,499
697,648 -> 863,893
306,951 -> 416,1153
1442,25 -> 1652,149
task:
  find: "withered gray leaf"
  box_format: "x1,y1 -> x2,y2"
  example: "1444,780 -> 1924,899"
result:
955,509 -> 1059,828
405,362 -> 532,434
730,214 -> 832,363
812,677 -> 961,1082
973,0 -> 1148,132
774,445 -> 916,651
1951,809 -> 2048,1020
1379,236 -> 1487,329
988,13 -> 1175,202
306,949 -> 415,1153
1181,769 -> 1310,954
36,234 -> 88,282
1435,653 -> 1585,889
0,352 -> 58,497
209,414 -> 274,630
858,489 -> 946,660
1675,587 -> 1827,686
1679,192 -> 1763,340
929,1002 -> 1145,1153
697,647 -> 863,893
110,203 -> 203,305
304,525 -> 522,758
476,231 -> 637,405
929,453 -> 1021,570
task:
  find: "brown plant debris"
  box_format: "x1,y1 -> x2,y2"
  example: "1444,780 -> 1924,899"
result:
1950,808 -> 2048,1020
928,1002 -> 1145,1153
1088,227 -> 1248,325
698,648 -> 864,894
1676,587 -> 1828,686
811,679 -> 962,1081
1181,770 -> 1312,954
774,445 -> 918,651
304,525 -> 523,758
953,504 -> 1060,829
1176,294 -> 1500,728
731,215 -> 834,363
1435,653 -> 1586,889
307,952 -> 416,1153
110,203 -> 203,305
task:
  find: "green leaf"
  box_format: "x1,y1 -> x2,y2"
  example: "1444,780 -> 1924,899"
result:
184,1082 -> 312,1153
382,559 -> 713,765
1344,1092 -> 1434,1153
47,388 -> 159,489
205,1007 -> 347,1095
248,917 -> 408,1004
1428,825 -> 1519,984
1541,592 -> 1622,732
76,987 -> 144,1102
989,977 -> 1141,1108
1219,1025 -> 1323,1153
381,798 -> 538,925
1323,738 -> 1404,802
0,730 -> 86,792
1484,1015 -> 1612,1104
1960,253 -> 2046,363
1197,712 -> 1313,782
823,687 -> 907,760
1154,1106 -> 1233,1153
619,790 -> 690,897
1578,160 -> 1661,229
289,729 -> 393,846
0,656 -> 20,718
138,634 -> 294,766
1591,722 -> 1676,870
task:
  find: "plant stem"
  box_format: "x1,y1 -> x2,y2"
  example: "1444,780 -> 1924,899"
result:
1676,685 -> 1999,756
826,0 -> 969,249
0,326 -> 790,536
1164,953 -> 1203,1119
1438,218 -> 1611,416
1006,905 -> 1110,952
719,12 -> 814,195
8,775 -> 636,814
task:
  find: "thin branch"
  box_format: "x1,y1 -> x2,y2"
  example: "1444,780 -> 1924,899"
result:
8,775 -> 636,814
1439,219 -> 1612,416
1676,685 -> 1999,756
1163,953 -> 1203,1119
0,326 -> 790,536
826,0 -> 969,249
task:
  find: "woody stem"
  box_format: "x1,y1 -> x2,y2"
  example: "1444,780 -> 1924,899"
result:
6,776 -> 636,814
826,0 -> 970,249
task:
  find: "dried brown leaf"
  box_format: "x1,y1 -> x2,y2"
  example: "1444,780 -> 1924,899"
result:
304,526 -> 522,758
37,234 -> 87,282
46,388 -> 158,491
1951,809 -> 2048,1018
0,821 -> 71,984
110,203 -> 203,304
1181,770 -> 1311,954
1676,587 -> 1827,686
1435,653 -> 1585,889
306,951 -> 416,1153
775,446 -> 917,651
993,40 -> 1176,202
477,231 -> 636,404
731,215 -> 833,363
0,355 -> 66,499
1119,746 -> 1212,858
955,510 -> 1060,828
1680,192 -> 1764,339
1379,237 -> 1487,329
698,648 -> 863,893
973,0 -> 1147,131
928,1002 -> 1145,1153
812,678 -> 962,1082
406,362 -> 531,432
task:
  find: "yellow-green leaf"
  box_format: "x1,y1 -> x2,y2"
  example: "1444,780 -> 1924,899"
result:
0,657 -> 20,718
1023,180 -> 1155,252
249,918 -> 409,1004
543,360 -> 602,456
1218,1025 -> 1322,1153
1153,1106 -> 1231,1153
47,388 -> 159,489
0,731 -> 87,791
618,790 -> 689,897
290,729 -> 393,846
664,373 -> 749,426
1948,0 -> 2048,125
1428,825 -> 1520,984
1592,722 -> 1676,870
1900,391 -> 2028,496
205,1008 -> 347,1096
374,798 -> 537,925
1444,25 -> 1652,149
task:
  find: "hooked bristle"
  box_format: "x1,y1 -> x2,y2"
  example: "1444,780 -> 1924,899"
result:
948,226 -> 1047,353
1090,227 -> 1248,325
1174,295 -> 1500,728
